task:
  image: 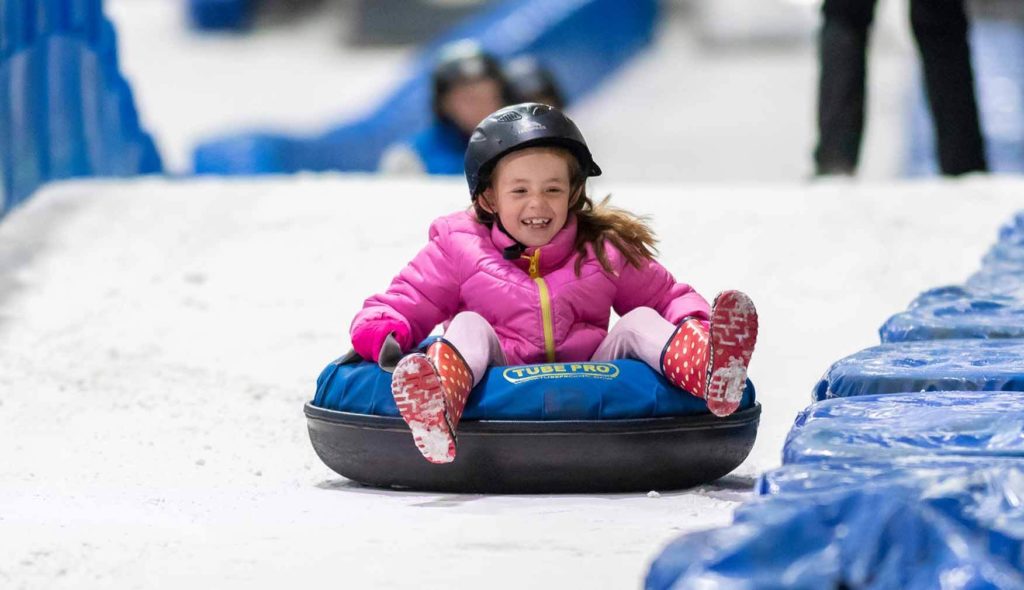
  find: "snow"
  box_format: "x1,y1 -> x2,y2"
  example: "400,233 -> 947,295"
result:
1,1 -> 1013,587
1,174 -> 1021,588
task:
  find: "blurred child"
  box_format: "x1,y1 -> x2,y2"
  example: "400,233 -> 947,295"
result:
503,55 -> 565,109
379,41 -> 508,175
355,104 -> 758,463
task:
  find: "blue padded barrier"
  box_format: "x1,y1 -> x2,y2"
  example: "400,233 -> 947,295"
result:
906,18 -> 1024,176
813,339 -> 1024,401
313,359 -> 755,420
193,0 -> 658,175
0,0 -> 161,217
188,0 -> 252,31
783,391 -> 1024,465
880,292 -> 1024,342
647,466 -> 1024,590
756,456 -> 1024,497
983,241 -> 1024,270
966,269 -> 1024,300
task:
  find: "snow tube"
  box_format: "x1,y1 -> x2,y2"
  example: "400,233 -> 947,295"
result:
812,339 -> 1024,401
306,358 -> 759,493
783,391 -> 1024,466
879,292 -> 1024,342
646,463 -> 1024,590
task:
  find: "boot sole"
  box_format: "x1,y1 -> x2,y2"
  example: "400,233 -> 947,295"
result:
707,291 -> 758,417
390,355 -> 457,464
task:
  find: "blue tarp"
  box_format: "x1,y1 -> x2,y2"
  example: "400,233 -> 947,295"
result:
966,270 -> 1024,300
880,292 -> 1024,342
313,358 -> 755,420
813,339 -> 1024,401
0,0 -> 161,216
648,464 -> 1024,590
783,391 -> 1024,465
193,0 -> 657,174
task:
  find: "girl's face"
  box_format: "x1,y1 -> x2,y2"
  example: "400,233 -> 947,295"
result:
481,147 -> 574,248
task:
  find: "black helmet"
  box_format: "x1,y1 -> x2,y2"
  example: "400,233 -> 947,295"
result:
464,103 -> 602,197
432,41 -> 506,120
503,56 -> 565,109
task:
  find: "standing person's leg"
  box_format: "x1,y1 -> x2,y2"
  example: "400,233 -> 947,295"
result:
814,0 -> 878,175
391,311 -> 505,463
910,0 -> 987,175
591,292 -> 758,417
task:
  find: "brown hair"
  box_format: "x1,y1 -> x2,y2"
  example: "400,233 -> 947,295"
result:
472,147 -> 657,275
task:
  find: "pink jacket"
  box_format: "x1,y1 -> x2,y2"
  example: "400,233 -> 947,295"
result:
351,211 -> 710,365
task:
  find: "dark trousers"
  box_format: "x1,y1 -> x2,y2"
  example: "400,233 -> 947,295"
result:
815,0 -> 988,175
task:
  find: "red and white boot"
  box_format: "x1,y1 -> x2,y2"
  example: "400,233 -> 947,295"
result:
661,290 -> 758,417
390,339 -> 474,463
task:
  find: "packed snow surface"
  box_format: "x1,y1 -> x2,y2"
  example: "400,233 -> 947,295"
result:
1,175 -> 1020,588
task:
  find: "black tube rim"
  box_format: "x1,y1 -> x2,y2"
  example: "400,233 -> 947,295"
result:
304,402 -> 761,435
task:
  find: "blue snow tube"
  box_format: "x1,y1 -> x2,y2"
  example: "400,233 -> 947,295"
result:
812,339 -> 1024,401
305,358 -> 760,493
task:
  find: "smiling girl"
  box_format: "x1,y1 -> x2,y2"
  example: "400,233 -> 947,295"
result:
351,104 -> 759,464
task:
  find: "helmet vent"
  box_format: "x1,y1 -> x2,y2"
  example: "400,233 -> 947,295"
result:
494,111 -> 523,123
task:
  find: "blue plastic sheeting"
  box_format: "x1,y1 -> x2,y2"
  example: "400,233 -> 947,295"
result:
966,270 -> 1024,300
813,339 -> 1024,400
998,210 -> 1024,244
757,456 -> 1024,496
783,391 -> 1024,465
188,0 -> 251,31
193,0 -> 657,174
647,465 -> 1024,590
0,0 -> 161,216
312,358 -> 755,420
906,18 -> 1024,176
880,292 -> 1024,342
984,241 -> 1024,268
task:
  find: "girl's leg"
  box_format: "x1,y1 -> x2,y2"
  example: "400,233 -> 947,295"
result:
591,307 -> 676,369
592,293 -> 758,417
390,311 -> 504,463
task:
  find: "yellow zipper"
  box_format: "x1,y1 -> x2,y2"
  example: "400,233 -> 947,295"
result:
525,249 -> 556,362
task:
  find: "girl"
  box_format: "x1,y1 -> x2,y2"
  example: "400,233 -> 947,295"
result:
351,104 -> 758,464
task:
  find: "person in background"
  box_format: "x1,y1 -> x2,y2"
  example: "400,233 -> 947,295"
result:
379,41 -> 509,175
503,55 -> 566,109
814,0 -> 987,176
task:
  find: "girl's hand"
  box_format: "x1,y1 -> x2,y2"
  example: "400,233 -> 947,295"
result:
351,319 -> 412,362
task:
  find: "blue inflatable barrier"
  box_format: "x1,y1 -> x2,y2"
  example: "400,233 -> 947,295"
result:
783,391 -> 1024,466
966,269 -> 1024,300
983,240 -> 1024,268
997,210 -> 1024,244
306,358 -> 760,492
906,18 -> 1024,176
880,292 -> 1024,342
647,464 -> 1024,590
0,0 -> 161,216
188,0 -> 252,31
757,456 -> 1024,496
813,339 -> 1024,401
193,0 -> 657,175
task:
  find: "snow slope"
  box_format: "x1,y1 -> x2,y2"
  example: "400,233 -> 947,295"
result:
1,175 -> 1019,588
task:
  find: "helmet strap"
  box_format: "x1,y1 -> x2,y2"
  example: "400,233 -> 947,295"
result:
495,216 -> 528,260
